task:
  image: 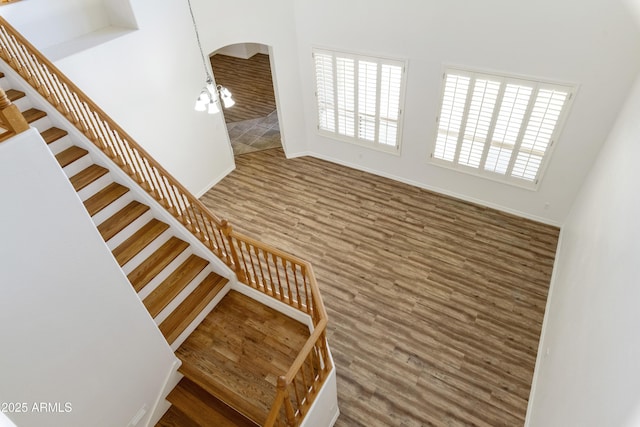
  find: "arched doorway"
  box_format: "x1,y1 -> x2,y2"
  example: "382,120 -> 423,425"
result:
210,43 -> 281,156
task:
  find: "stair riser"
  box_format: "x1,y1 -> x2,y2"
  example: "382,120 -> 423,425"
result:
12,97 -> 31,112
121,229 -> 173,275
63,155 -> 94,179
47,135 -> 73,156
76,174 -> 112,201
154,266 -> 213,325
27,116 -> 53,133
170,286 -> 230,351
105,210 -> 155,250
137,249 -> 193,300
91,191 -> 135,226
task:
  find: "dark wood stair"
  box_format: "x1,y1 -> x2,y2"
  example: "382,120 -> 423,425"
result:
143,255 -> 209,318
112,218 -> 170,266
41,127 -> 68,145
69,164 -> 109,192
159,272 -> 228,345
165,377 -> 259,427
0,74 -> 291,427
128,237 -> 190,293
5,88 -> 25,102
55,145 -> 88,168
171,291 -> 311,427
22,107 -> 47,124
97,200 -> 149,241
0,78 -> 230,351
84,182 -> 130,216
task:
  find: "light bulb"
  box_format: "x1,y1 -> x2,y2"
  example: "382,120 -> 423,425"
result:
207,99 -> 220,114
194,98 -> 207,112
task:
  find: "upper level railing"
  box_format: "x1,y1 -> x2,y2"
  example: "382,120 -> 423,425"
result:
0,16 -> 330,427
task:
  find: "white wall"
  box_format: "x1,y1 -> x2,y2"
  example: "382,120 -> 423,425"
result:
1,0 -> 235,197
190,0 -> 308,156
293,0 -> 640,225
0,129 -> 177,427
525,71 -> 640,426
0,0 -> 110,49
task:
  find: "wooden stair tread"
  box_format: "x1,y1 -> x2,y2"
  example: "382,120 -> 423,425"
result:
41,127 -> 68,144
83,182 -> 130,217
112,219 -> 169,266
143,255 -> 209,318
97,200 -> 149,241
178,358 -> 270,426
22,108 -> 47,123
69,164 -> 109,192
128,237 -> 189,293
155,405 -> 201,427
166,377 -> 258,427
176,291 -> 311,426
159,272 -> 228,345
55,145 -> 88,168
6,89 -> 25,102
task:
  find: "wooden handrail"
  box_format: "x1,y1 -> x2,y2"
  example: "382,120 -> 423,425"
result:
0,16 -> 234,263
0,16 -> 330,426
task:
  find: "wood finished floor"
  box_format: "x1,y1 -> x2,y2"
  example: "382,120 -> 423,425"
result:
175,290 -> 309,424
200,148 -> 559,427
210,53 -> 277,124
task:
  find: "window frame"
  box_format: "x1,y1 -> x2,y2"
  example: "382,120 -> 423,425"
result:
429,66 -> 576,190
312,47 -> 407,155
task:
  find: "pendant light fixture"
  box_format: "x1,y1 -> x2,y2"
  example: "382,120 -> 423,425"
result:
187,0 -> 234,114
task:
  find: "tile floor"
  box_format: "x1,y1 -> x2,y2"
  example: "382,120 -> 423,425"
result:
227,110 -> 281,156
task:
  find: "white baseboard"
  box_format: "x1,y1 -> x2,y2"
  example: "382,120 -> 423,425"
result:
287,150 -> 562,227
146,358 -> 182,427
195,163 -> 236,198
523,227 -> 565,426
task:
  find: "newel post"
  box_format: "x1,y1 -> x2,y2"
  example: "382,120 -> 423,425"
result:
220,219 -> 247,282
278,376 -> 296,427
0,88 -> 29,139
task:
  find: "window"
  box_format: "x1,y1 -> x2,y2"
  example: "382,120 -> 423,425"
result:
313,48 -> 406,152
431,67 -> 575,189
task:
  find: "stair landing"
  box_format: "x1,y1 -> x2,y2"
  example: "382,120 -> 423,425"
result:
167,290 -> 310,426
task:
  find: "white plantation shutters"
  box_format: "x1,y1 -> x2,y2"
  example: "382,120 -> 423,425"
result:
432,68 -> 574,189
313,49 -> 406,151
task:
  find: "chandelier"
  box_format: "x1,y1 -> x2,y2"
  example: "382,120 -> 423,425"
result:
187,0 -> 235,114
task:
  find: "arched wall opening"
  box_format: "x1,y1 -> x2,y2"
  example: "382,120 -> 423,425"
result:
210,42 -> 283,156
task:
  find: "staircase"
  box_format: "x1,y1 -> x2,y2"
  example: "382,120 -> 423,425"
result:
1,15 -> 336,426
1,73 -> 230,350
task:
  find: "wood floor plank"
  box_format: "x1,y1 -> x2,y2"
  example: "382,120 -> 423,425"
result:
200,148 -> 560,427
210,53 -> 276,123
